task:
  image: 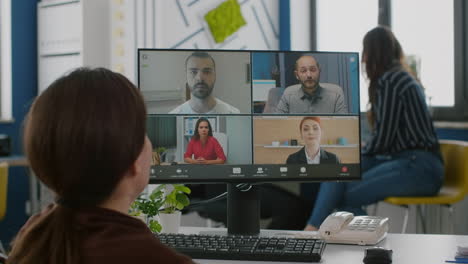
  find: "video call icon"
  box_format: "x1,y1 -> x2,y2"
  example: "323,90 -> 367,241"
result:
280,167 -> 288,173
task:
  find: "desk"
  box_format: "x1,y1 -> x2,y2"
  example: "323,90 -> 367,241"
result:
180,227 -> 468,264
0,156 -> 40,215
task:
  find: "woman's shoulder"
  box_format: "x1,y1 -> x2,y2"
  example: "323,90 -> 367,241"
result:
379,69 -> 410,82
286,147 -> 305,163
322,149 -> 340,161
79,208 -> 193,263
208,136 -> 220,143
83,230 -> 193,263
379,70 -> 419,93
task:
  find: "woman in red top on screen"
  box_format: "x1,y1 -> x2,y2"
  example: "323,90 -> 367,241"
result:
184,118 -> 226,164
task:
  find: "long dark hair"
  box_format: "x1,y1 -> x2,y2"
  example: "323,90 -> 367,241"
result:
8,68 -> 147,264
192,118 -> 213,140
362,26 -> 415,128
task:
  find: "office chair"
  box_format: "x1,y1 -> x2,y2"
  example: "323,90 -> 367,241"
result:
263,87 -> 284,113
0,162 -> 8,221
383,140 -> 468,233
212,132 -> 228,158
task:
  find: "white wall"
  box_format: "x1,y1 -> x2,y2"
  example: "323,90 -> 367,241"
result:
111,0 -> 280,83
290,0 -> 310,51
140,50 -> 251,114
226,116 -> 252,164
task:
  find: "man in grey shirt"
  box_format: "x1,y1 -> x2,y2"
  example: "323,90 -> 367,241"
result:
276,55 -> 348,114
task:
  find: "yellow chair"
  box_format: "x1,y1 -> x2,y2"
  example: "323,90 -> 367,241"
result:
384,140 -> 468,233
0,162 -> 8,220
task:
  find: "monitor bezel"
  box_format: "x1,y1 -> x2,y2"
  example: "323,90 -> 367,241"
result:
138,48 -> 362,185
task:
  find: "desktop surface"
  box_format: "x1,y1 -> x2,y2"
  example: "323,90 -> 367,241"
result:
179,226 -> 468,264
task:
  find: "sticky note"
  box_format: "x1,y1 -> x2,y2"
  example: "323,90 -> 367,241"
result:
204,0 -> 247,43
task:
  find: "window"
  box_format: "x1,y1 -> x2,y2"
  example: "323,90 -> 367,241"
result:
312,0 -> 467,120
392,0 -> 454,107
315,0 -> 378,112
0,0 -> 12,121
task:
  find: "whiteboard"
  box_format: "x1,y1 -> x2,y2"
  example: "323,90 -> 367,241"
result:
110,0 -> 280,82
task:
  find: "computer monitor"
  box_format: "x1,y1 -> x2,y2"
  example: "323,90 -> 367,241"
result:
138,49 -> 361,235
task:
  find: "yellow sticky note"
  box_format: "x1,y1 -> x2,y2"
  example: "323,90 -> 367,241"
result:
204,0 -> 247,43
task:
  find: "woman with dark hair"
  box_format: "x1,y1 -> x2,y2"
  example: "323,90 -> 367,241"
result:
184,118 -> 226,164
7,68 -> 193,264
305,26 -> 443,231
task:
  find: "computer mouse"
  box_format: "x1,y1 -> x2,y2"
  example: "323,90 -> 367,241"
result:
171,161 -> 178,166
363,247 -> 392,264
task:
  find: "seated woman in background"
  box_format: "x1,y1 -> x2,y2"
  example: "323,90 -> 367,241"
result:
7,68 -> 193,264
184,117 -> 226,164
305,26 -> 444,231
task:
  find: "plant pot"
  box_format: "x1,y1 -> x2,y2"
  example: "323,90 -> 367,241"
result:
158,211 -> 181,234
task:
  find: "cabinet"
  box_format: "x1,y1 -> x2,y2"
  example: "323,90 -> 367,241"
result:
36,0 -> 110,210
37,0 -> 110,93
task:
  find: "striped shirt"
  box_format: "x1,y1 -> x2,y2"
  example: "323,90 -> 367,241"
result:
363,70 -> 439,155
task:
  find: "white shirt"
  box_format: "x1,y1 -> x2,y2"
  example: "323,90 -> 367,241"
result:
305,147 -> 321,164
169,98 -> 240,114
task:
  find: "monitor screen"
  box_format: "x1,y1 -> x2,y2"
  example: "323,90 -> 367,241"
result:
138,49 -> 361,184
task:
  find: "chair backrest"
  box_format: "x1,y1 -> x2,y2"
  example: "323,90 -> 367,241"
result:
439,140 -> 468,199
212,132 -> 228,158
0,162 -> 8,220
263,87 -> 284,113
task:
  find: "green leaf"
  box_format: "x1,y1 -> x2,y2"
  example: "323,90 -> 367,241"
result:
154,184 -> 166,193
149,189 -> 163,201
176,193 -> 190,206
149,219 -> 162,233
174,184 -> 191,194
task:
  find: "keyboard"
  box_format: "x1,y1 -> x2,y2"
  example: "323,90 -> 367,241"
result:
157,233 -> 326,262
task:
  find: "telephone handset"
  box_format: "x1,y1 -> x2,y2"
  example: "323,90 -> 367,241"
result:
318,211 -> 389,245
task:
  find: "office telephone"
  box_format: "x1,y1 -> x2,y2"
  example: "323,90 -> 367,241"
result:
318,211 -> 389,245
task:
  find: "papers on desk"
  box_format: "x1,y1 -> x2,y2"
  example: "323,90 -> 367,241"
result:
446,245 -> 468,263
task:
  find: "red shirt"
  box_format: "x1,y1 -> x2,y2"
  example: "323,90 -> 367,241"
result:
184,136 -> 226,161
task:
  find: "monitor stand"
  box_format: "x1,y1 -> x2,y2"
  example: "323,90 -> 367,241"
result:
227,183 -> 260,235
200,183 -> 261,236
198,184 -> 312,238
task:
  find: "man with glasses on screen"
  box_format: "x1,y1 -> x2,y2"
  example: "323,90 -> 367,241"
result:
169,52 -> 240,114
276,55 -> 348,114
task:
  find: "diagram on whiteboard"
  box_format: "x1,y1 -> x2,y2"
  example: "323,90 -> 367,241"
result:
111,0 -> 279,81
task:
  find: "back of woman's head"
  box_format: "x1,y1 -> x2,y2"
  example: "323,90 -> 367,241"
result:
8,67 -> 147,264
363,27 -> 412,129
362,26 -> 405,81
25,67 -> 147,205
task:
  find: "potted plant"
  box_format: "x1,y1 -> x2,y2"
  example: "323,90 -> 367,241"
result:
152,147 -> 167,165
131,184 -> 191,233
